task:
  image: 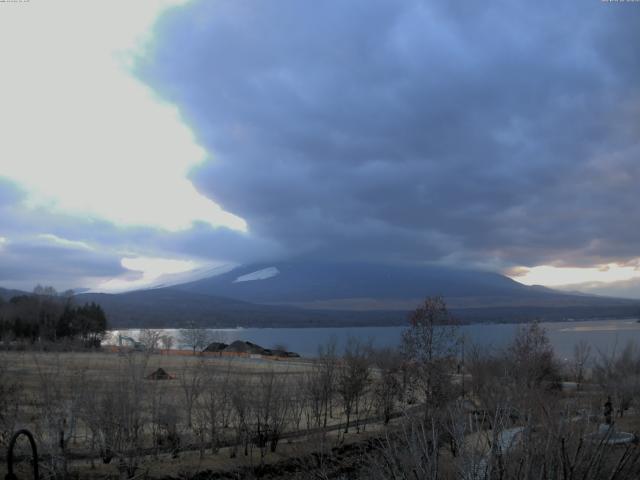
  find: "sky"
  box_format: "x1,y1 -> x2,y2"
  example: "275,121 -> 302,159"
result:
0,0 -> 639,295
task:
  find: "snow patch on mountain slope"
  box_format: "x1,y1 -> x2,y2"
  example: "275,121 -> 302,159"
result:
234,267 -> 280,283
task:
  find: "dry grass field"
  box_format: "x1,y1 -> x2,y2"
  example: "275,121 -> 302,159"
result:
2,322 -> 640,479
0,348 -> 387,479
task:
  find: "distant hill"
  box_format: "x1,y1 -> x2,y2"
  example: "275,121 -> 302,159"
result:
75,261 -> 640,328
5,261 -> 640,328
0,287 -> 27,301
174,261 -> 637,310
75,288 -> 398,329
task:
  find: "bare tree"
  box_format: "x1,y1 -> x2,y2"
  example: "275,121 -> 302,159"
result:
0,353 -> 21,448
230,376 -> 251,458
368,398 -> 640,480
466,344 -> 512,419
160,334 -> 174,352
303,367 -> 324,430
371,347 -> 403,425
33,353 -> 85,478
179,359 -> 205,429
572,339 -> 591,390
467,324 -> 561,428
78,385 -> 99,469
367,415 -> 443,480
250,369 -> 290,462
402,296 -> 460,414
289,374 -> 307,433
317,338 -> 338,428
197,362 -> 234,454
91,352 -> 151,479
146,375 -> 166,459
593,340 -> 640,419
337,338 -> 371,433
179,322 -> 213,354
486,409 -> 640,480
507,322 -> 559,390
138,329 -> 162,353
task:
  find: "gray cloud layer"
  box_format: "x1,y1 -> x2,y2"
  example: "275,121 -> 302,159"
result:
0,178 -> 275,289
137,0 -> 640,268
1,1 -> 639,290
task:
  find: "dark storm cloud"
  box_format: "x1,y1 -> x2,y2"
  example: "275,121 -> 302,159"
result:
0,181 -> 126,288
0,235 -> 128,290
2,1 -> 639,291
136,0 -> 640,268
0,177 -> 279,289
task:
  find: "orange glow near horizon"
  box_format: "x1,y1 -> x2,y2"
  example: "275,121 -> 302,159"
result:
509,263 -> 640,287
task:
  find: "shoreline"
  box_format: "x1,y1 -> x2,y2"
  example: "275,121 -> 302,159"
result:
107,314 -> 640,331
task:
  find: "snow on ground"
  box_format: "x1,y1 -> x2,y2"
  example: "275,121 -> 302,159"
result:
234,267 -> 280,283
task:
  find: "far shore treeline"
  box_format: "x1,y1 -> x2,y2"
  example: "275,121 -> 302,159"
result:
0,285 -> 108,347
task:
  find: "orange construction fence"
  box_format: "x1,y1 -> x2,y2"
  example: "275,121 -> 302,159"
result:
104,345 -> 291,361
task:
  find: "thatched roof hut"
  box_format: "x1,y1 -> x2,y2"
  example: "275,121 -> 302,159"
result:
223,340 -> 266,355
147,368 -> 175,380
203,342 -> 228,353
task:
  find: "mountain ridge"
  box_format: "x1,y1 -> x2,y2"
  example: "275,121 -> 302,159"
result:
4,262 -> 640,328
173,261 -> 637,308
91,261 -> 640,327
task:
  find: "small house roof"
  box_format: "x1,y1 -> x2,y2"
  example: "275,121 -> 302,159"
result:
147,367 -> 174,380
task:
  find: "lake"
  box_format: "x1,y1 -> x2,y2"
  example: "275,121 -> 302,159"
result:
111,318 -> 640,360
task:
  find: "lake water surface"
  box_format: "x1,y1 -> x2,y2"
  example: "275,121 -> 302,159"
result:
112,318 -> 640,360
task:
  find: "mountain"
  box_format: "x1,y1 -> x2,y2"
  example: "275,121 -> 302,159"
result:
6,261 -> 640,328
173,261 -> 637,310
72,260 -> 632,328
174,261 -> 528,303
